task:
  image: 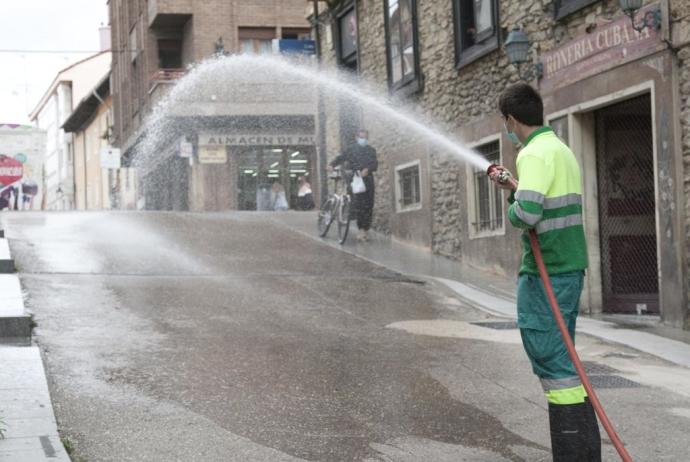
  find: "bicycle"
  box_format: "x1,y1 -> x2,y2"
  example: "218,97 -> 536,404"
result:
317,167 -> 352,245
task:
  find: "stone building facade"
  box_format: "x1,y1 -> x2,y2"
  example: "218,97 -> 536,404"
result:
312,0 -> 690,329
109,0 -> 316,212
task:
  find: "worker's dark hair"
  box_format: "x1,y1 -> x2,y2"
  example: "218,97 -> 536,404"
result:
357,129 -> 369,137
498,83 -> 544,126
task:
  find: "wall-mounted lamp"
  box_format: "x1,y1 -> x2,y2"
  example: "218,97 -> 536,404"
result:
504,26 -> 543,81
619,0 -> 661,33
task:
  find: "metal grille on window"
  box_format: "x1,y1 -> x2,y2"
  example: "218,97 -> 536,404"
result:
595,94 -> 659,314
473,141 -> 502,233
399,165 -> 420,207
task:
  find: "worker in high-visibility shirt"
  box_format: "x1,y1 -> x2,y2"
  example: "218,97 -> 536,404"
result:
490,83 -> 601,462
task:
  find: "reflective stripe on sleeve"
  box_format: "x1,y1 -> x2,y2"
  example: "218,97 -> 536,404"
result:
514,204 -> 542,226
543,193 -> 582,209
515,189 -> 545,204
535,214 -> 583,234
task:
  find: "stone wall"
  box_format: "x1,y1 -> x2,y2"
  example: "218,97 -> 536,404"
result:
314,0 -> 689,322
673,0 -> 690,327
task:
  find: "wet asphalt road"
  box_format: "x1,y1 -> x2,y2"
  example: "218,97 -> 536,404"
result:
2,212 -> 554,462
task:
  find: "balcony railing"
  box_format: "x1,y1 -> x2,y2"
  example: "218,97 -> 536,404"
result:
149,68 -> 186,94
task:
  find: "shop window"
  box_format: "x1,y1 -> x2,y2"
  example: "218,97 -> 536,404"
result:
470,139 -> 504,237
395,161 -> 422,212
384,0 -> 421,94
158,39 -> 182,69
554,0 -> 599,20
239,27 -> 276,54
453,0 -> 499,68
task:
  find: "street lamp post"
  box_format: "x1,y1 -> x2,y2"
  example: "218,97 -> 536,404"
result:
618,0 -> 662,33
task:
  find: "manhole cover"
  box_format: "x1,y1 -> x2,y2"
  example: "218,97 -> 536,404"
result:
588,375 -> 641,389
470,321 -> 519,330
582,361 -> 618,375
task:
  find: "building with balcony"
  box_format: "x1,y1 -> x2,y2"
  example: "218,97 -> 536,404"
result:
311,0 -> 690,330
109,0 -> 316,211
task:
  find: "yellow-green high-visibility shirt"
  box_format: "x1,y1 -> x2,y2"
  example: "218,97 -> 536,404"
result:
508,127 -> 588,275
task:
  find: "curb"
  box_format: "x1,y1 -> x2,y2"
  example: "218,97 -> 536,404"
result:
432,277 -> 690,370
0,228 -> 72,461
0,237 -> 15,273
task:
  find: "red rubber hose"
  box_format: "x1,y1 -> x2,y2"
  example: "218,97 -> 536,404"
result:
498,170 -> 633,461
528,230 -> 632,461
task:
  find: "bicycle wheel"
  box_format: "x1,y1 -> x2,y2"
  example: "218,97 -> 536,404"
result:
337,195 -> 351,244
317,196 -> 337,237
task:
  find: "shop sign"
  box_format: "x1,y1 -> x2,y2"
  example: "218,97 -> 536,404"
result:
199,133 -> 316,146
100,147 -> 121,169
272,39 -> 316,55
179,140 -> 193,158
198,145 -> 227,164
540,4 -> 665,91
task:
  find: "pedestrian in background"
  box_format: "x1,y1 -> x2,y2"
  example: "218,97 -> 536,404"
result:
297,176 -> 314,210
329,129 -> 378,241
490,83 -> 600,461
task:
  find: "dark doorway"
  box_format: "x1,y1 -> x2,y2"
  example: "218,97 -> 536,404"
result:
595,94 -> 658,314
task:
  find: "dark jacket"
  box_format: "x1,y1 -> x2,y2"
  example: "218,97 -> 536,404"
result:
330,144 -> 378,173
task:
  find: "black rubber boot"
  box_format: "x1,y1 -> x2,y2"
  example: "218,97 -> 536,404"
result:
584,397 -> 602,461
549,402 -> 589,462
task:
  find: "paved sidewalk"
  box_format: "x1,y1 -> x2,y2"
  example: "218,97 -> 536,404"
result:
270,212 -> 690,369
0,346 -> 71,462
0,226 -> 71,461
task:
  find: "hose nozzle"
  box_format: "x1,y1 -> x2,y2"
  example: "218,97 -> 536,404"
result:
487,163 -> 512,185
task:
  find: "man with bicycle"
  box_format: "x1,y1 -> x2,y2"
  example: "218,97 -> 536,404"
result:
329,129 -> 378,241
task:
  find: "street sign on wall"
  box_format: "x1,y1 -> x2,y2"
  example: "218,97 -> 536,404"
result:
100,147 -> 121,169
179,141 -> 193,158
0,155 -> 23,185
272,39 -> 316,55
198,145 -> 227,164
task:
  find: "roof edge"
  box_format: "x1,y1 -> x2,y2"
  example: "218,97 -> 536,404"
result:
28,50 -> 111,121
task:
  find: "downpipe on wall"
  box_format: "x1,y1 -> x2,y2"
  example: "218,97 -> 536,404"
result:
486,164 -> 633,462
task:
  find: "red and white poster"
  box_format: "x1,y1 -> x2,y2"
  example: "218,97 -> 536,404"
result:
0,155 -> 23,186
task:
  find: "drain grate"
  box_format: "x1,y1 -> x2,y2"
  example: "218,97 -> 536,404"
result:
588,375 -> 642,389
582,361 -> 618,375
471,321 -> 519,330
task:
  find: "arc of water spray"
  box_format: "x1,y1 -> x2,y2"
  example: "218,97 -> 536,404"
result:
135,54 -> 492,174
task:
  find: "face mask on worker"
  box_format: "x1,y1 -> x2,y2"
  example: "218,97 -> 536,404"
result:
504,118 -> 520,145
357,137 -> 368,147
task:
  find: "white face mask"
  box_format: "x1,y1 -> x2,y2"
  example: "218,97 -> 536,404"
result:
357,137 -> 368,147
504,120 -> 520,145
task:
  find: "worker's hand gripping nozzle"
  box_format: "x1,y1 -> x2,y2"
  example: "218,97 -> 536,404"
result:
486,163 -> 512,185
